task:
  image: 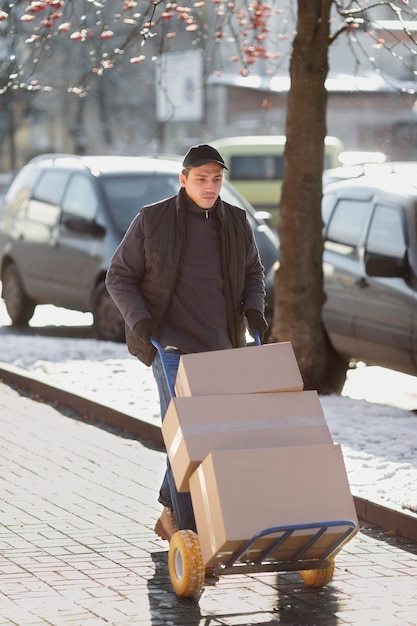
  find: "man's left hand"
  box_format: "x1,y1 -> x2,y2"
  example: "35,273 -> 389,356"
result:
245,309 -> 268,341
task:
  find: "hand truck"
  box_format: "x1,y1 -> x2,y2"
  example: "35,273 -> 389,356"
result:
151,336 -> 358,597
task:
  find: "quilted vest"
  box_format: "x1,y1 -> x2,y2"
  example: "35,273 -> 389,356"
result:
126,189 -> 249,365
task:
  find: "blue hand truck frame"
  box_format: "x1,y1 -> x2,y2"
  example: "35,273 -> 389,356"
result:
151,334 -> 358,593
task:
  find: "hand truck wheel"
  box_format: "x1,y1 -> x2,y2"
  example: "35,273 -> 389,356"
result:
168,530 -> 205,597
299,558 -> 335,588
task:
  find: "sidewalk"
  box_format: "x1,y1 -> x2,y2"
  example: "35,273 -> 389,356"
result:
1,381 -> 417,626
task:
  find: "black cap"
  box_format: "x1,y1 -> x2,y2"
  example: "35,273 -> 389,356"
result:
182,144 -> 228,170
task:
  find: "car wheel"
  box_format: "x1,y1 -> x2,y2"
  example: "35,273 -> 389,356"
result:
93,283 -> 125,342
2,263 -> 35,325
321,333 -> 349,394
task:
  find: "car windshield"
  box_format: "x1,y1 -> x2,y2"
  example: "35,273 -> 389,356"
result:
101,174 -> 180,232
100,171 -> 278,274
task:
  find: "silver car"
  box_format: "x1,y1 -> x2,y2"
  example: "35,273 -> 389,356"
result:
0,154 -> 278,341
322,171 -> 417,385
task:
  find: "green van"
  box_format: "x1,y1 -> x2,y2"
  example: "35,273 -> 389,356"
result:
211,135 -> 344,217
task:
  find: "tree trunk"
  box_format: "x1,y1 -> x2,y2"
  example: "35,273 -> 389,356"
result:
271,0 -> 331,391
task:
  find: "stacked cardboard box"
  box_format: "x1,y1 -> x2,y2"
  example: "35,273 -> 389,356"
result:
163,390 -> 332,492
190,445 -> 357,567
161,341 -> 358,568
174,341 -> 303,397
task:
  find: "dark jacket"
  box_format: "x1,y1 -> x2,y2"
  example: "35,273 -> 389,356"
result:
106,189 -> 265,366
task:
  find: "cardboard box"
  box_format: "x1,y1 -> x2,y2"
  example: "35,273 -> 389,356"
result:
189,445 -> 358,567
163,390 -> 333,492
174,342 -> 303,397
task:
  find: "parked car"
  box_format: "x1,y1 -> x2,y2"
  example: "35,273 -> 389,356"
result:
321,171 -> 417,389
0,154 -> 278,342
211,135 -> 343,214
0,171 -> 15,212
323,161 -> 417,188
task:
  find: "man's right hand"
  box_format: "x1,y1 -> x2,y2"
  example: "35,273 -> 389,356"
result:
133,318 -> 153,345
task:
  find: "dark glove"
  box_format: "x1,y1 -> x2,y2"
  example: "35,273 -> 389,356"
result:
245,309 -> 268,342
133,317 -> 153,346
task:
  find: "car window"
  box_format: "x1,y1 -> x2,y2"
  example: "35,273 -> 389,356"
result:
32,170 -> 70,205
2,167 -> 40,219
102,174 -> 180,232
220,182 -> 250,210
62,174 -> 98,221
366,204 -> 405,259
229,155 -> 284,181
221,180 -> 262,221
325,198 -> 370,256
25,170 -> 70,227
321,191 -> 337,226
220,180 -> 279,273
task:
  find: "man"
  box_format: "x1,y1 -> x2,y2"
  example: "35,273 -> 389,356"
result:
106,144 -> 268,541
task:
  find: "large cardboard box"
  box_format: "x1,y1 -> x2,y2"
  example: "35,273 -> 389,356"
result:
189,445 -> 358,568
174,342 -> 303,397
163,390 -> 333,492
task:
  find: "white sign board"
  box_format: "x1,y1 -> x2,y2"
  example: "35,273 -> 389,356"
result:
156,51 -> 204,122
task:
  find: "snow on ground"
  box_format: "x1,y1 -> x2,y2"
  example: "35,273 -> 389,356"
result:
1,304 -> 417,515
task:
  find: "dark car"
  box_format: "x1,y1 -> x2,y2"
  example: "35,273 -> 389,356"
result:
0,154 -> 278,341
321,172 -> 417,388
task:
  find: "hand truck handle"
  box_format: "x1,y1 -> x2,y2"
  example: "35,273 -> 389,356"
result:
150,331 -> 262,399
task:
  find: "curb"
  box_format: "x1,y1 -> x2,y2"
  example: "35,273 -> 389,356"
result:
353,495 -> 417,542
0,364 -> 163,446
1,363 -> 417,542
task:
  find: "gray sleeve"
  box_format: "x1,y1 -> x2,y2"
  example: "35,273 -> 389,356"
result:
105,212 -> 151,330
242,217 -> 266,314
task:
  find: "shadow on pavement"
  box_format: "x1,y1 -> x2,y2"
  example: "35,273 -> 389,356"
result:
146,551 -> 342,626
0,324 -> 95,339
147,551 -> 203,624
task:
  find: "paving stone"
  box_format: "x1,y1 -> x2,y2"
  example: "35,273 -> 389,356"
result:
1,381 -> 417,625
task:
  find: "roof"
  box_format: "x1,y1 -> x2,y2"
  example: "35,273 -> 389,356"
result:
208,71 -> 417,95
29,154 -> 183,176
325,169 -> 417,198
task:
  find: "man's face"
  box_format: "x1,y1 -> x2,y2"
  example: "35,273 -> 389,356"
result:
180,162 -> 224,209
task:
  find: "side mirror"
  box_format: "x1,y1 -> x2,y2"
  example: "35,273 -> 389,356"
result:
64,217 -> 106,237
254,210 -> 272,225
365,250 -> 408,279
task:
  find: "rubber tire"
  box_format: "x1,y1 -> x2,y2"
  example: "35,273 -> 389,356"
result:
2,263 -> 35,325
299,559 -> 335,588
320,333 -> 350,394
93,283 -> 125,342
168,530 -> 205,597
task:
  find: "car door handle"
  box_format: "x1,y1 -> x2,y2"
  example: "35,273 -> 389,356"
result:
356,277 -> 369,289
49,226 -> 59,247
